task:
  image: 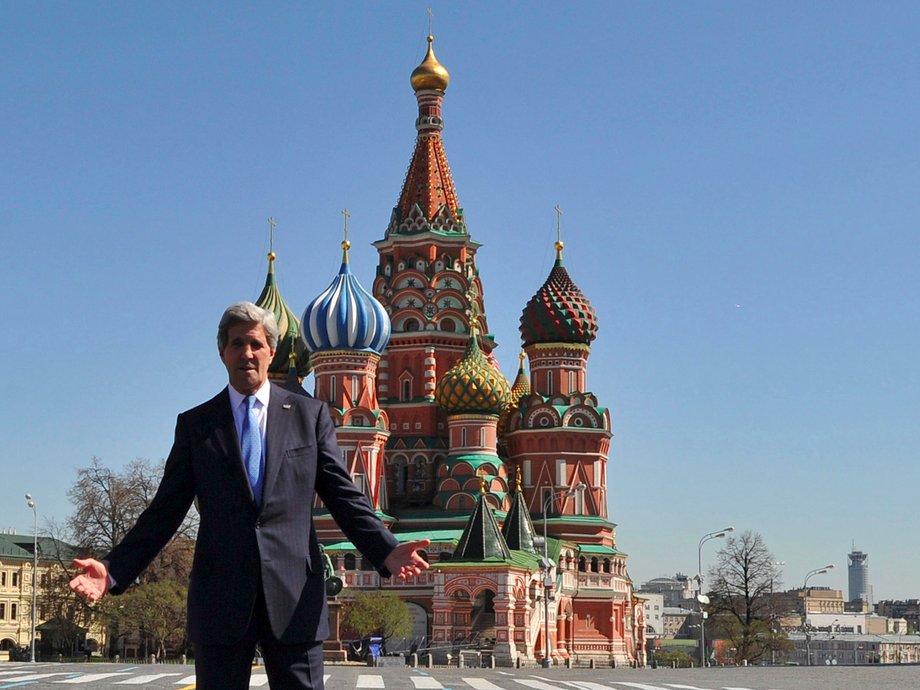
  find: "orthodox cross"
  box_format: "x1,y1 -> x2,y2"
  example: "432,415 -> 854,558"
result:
341,208 -> 351,244
554,204 -> 563,244
427,7 -> 433,35
268,216 -> 276,253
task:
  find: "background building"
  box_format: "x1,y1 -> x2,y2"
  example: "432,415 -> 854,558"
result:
848,548 -> 872,606
0,532 -> 101,659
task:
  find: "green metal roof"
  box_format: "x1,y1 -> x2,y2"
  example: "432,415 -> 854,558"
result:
323,529 -> 464,551
577,544 -> 621,555
438,550 -> 542,570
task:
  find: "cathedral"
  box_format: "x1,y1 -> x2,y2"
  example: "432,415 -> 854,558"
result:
253,35 -> 644,667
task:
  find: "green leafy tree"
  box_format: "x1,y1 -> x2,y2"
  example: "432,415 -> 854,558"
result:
111,580 -> 188,659
342,590 -> 411,644
706,530 -> 788,664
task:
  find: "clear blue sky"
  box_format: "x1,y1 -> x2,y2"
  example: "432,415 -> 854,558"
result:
2,2 -> 918,601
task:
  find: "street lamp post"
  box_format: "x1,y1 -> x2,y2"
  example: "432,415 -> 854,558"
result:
769,560 -> 785,665
540,482 -> 586,669
24,494 -> 38,663
802,563 -> 834,665
696,526 -> 734,668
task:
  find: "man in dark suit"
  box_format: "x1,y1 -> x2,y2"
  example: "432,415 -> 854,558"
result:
70,302 -> 429,689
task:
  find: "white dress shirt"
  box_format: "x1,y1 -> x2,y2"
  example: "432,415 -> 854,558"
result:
228,380 -> 270,450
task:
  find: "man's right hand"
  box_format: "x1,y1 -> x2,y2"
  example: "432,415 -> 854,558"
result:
69,558 -> 110,603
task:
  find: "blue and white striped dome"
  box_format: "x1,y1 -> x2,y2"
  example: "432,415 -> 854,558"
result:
301,242 -> 391,354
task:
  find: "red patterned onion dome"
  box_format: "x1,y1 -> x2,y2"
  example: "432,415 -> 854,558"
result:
519,242 -> 598,347
436,333 -> 511,416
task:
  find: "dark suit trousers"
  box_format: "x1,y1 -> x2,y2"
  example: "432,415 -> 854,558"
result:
194,585 -> 324,690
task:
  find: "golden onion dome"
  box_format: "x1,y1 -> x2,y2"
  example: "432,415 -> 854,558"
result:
410,35 -> 450,92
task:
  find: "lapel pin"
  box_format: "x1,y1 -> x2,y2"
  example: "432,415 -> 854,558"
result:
282,403 -> 292,409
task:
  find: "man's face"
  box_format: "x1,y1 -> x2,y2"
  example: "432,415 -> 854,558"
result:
220,321 -> 276,395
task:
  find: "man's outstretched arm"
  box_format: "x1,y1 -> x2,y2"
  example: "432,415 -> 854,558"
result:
69,558 -> 110,603
383,539 -> 431,581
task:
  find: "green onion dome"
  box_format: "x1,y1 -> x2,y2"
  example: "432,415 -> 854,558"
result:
436,333 -> 511,416
519,241 -> 598,347
256,251 -> 311,378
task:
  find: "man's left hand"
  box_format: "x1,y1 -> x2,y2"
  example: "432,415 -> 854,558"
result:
384,539 -> 431,581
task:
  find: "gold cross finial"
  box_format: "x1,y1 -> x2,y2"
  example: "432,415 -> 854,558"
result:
427,7 -> 433,36
465,282 -> 482,336
341,208 -> 351,253
553,205 -> 564,257
267,216 -> 277,262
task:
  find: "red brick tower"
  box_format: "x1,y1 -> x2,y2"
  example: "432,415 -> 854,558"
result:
372,36 -> 492,513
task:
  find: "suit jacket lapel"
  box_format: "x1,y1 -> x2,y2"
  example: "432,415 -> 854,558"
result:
211,386 -> 257,503
263,383 -> 290,501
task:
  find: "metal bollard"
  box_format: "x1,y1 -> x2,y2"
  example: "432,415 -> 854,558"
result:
149,654 -> 156,664
409,653 -> 418,668
589,659 -> 595,669
114,655 -> 120,663
181,654 -> 186,665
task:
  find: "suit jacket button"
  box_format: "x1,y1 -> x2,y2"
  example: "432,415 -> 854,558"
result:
256,521 -> 262,529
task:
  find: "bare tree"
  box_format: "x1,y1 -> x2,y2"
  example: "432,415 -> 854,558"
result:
706,530 -> 789,664
66,457 -> 198,583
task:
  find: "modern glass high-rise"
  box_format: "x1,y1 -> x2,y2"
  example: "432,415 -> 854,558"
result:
848,548 -> 871,605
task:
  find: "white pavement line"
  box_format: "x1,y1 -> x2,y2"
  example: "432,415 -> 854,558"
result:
514,680 -> 572,690
249,674 -> 270,687
323,675 -> 330,684
356,675 -> 386,688
722,687 -> 757,690
175,674 -> 197,684
463,678 -> 504,690
56,672 -> 135,684
664,685 -> 712,690
411,677 -> 445,689
0,673 -> 75,682
116,673 -> 182,684
565,682 -> 619,689
608,683 -> 672,690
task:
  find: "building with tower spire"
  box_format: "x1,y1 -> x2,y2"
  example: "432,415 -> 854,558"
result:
251,33 -> 642,666
848,547 -> 872,608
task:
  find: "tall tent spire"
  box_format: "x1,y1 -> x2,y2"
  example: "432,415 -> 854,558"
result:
388,33 -> 464,237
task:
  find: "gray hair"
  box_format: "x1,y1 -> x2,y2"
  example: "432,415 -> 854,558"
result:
217,301 -> 280,353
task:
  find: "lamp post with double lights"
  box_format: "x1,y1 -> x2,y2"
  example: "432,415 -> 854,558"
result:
24,494 -> 38,663
769,560 -> 785,665
696,526 -> 734,668
540,482 -> 586,668
802,563 -> 834,665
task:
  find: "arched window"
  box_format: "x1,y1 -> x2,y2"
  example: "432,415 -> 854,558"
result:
402,379 -> 412,401
578,557 -> 587,572
546,372 -> 553,395
440,318 -> 456,332
351,376 -> 359,403
460,427 -> 467,447
344,554 -> 356,570
329,376 -> 337,403
405,319 -> 420,332
590,557 -> 599,573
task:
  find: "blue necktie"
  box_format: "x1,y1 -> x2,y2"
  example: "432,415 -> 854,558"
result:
241,396 -> 264,505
